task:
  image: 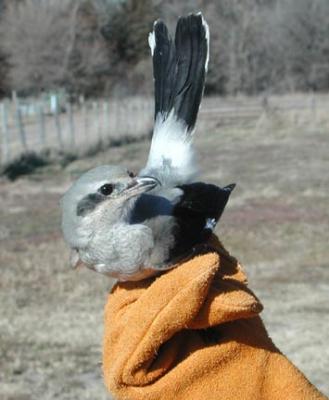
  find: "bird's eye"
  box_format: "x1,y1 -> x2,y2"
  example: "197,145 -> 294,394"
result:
99,184 -> 114,196
128,171 -> 135,178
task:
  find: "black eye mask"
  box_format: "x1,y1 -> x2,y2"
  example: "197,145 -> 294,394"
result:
76,193 -> 105,217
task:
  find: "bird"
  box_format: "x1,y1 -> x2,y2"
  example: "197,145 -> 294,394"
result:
61,13 -> 235,281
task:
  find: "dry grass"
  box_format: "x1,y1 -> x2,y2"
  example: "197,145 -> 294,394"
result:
0,94 -> 328,399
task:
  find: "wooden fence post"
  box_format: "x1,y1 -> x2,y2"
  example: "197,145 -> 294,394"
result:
93,101 -> 101,142
103,100 -> 110,139
11,90 -> 17,104
53,94 -> 63,150
112,99 -> 118,138
14,96 -> 28,151
37,102 -> 46,148
0,102 -> 10,164
118,100 -> 122,137
128,100 -> 134,136
80,95 -> 88,146
67,102 -> 75,149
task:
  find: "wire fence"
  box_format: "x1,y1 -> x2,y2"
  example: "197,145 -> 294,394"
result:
1,92 -> 329,165
0,93 -> 153,164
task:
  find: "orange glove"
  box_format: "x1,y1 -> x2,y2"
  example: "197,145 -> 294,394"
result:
103,237 -> 327,400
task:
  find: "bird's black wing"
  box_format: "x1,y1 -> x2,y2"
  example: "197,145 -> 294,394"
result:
169,182 -> 235,259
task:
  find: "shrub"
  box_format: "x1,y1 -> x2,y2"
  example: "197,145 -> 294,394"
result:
1,151 -> 50,181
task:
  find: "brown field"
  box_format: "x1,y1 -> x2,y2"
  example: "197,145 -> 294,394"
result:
0,95 -> 328,399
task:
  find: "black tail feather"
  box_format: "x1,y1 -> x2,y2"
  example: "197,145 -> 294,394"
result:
152,21 -> 176,119
174,15 -> 208,130
151,13 -> 209,132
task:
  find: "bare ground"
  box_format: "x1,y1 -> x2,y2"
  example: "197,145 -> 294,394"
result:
0,96 -> 328,399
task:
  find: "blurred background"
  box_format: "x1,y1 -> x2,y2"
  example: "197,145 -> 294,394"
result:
0,0 -> 328,399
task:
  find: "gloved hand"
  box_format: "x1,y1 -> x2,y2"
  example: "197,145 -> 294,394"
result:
102,236 -> 327,400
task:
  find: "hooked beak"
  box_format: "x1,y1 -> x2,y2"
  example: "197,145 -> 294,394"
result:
124,176 -> 161,198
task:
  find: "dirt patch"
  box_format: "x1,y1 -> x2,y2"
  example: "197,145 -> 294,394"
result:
228,201 -> 326,226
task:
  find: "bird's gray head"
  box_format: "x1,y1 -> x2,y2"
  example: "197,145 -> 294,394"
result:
61,165 -> 159,249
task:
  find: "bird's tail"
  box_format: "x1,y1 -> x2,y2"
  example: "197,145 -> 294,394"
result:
150,13 -> 209,131
142,13 -> 209,186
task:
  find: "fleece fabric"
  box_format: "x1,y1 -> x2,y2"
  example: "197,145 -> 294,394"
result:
103,237 -> 327,400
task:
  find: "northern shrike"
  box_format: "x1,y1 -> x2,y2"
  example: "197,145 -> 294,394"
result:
61,13 -> 235,281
